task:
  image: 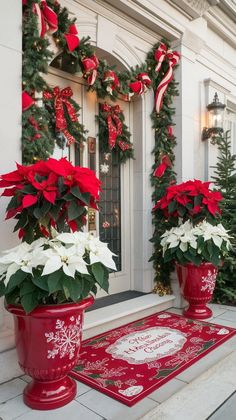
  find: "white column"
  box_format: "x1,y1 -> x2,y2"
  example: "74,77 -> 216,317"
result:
0,1 -> 22,349
174,18 -> 208,183
133,90 -> 155,292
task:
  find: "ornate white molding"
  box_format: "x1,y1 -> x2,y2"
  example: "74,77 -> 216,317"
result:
171,0 -> 219,18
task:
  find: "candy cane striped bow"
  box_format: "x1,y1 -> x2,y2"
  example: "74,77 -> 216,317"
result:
33,0 -> 58,38
154,43 -> 167,72
155,51 -> 180,113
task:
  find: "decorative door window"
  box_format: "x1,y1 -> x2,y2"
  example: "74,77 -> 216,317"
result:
99,151 -> 122,271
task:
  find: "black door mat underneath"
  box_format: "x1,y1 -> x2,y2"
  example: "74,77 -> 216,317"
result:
86,290 -> 148,312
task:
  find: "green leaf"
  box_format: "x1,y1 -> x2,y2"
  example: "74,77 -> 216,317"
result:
91,263 -> 104,285
6,195 -> 19,211
81,192 -> 91,206
21,293 -> 39,314
50,205 -> 61,221
168,201 -> 177,213
70,278 -> 83,301
6,270 -> 28,294
61,276 -> 73,300
70,186 -> 83,200
81,277 -> 92,298
20,281 -> 36,297
91,263 -> 109,292
0,281 -> 6,297
207,241 -> 213,257
47,271 -> 62,293
13,212 -> 28,232
68,201 -> 84,221
32,275 -> 49,291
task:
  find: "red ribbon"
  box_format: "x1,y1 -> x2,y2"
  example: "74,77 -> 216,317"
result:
64,24 -> 80,52
43,86 -> 78,145
155,50 -> 180,113
100,103 -> 123,149
82,55 -> 99,86
22,91 -> 34,111
32,0 -> 58,38
129,72 -> 151,95
103,70 -> 120,95
153,155 -> 172,178
167,126 -> 173,137
154,43 -> 167,72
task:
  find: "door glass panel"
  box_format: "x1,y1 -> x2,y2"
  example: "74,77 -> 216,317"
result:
99,151 -> 121,271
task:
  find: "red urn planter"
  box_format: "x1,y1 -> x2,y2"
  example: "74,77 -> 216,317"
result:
176,262 -> 218,320
6,296 -> 94,410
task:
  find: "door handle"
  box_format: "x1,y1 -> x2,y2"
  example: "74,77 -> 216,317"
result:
88,208 -> 96,231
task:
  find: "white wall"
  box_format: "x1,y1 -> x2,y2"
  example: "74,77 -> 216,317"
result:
0,1 -> 22,327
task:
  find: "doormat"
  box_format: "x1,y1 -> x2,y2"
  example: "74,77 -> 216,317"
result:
71,312 -> 236,406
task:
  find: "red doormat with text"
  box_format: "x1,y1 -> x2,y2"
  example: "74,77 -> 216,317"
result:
71,312 -> 236,406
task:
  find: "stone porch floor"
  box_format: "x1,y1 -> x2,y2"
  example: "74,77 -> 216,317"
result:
0,303 -> 236,420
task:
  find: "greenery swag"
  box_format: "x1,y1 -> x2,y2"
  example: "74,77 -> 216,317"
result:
22,0 -> 180,293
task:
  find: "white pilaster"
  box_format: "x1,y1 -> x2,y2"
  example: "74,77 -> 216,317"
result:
0,1 -> 22,341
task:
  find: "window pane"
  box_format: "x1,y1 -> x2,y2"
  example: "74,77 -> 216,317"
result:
99,152 -> 121,271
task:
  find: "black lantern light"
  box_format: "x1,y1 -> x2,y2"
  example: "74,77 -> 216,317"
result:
202,92 -> 226,141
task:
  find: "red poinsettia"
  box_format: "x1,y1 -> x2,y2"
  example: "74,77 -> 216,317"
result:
0,158 -> 101,242
153,179 -> 222,224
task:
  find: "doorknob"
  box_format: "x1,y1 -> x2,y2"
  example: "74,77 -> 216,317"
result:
88,208 -> 96,231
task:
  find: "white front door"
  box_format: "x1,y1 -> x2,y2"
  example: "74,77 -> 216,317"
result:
44,67 -> 132,297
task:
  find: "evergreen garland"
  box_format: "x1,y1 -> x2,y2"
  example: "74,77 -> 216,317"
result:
22,0 -> 55,164
22,1 -> 180,292
146,42 -> 179,291
96,104 -> 134,164
211,131 -> 236,304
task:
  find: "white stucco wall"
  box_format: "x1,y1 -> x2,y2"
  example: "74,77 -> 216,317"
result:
0,2 -> 22,327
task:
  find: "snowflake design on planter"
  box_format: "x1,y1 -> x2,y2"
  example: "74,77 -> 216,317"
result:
201,270 -> 217,293
45,315 -> 82,360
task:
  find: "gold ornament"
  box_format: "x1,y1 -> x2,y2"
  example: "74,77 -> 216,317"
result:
153,281 -> 172,296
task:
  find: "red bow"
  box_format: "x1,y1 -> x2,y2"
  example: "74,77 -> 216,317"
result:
154,43 -> 167,72
43,86 -> 78,145
22,91 -> 34,111
153,155 -> 172,178
155,50 -> 180,113
129,72 -> 151,95
82,55 -> 99,86
32,0 -> 58,38
103,70 -> 120,95
100,103 -> 123,149
64,24 -> 80,52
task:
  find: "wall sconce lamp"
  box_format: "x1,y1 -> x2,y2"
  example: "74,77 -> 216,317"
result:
202,92 -> 226,142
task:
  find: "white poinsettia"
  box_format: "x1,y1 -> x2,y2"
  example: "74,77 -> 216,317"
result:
161,219 -> 231,258
56,231 -> 117,271
55,231 -> 87,255
192,221 -> 231,249
161,220 -> 197,254
0,242 -> 43,283
86,235 -> 117,270
42,245 -> 89,277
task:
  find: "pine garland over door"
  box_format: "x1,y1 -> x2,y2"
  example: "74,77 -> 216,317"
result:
22,0 -> 180,293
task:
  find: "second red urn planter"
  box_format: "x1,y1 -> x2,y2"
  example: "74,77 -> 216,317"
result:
176,262 -> 218,320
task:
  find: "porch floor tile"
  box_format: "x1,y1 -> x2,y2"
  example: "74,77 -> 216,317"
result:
76,389 -> 157,420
